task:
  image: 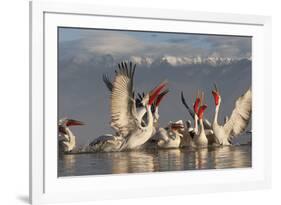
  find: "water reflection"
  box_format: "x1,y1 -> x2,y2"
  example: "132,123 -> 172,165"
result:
110,151 -> 155,174
158,149 -> 185,171
58,145 -> 251,177
207,146 -> 252,169
194,148 -> 208,169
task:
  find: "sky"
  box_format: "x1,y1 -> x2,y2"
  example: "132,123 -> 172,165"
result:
58,27 -> 252,146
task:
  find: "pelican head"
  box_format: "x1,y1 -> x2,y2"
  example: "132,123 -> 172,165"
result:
197,105 -> 208,120
139,81 -> 167,107
170,120 -> 185,133
58,118 -> 84,134
193,91 -> 201,114
212,83 -> 221,106
166,120 -> 185,139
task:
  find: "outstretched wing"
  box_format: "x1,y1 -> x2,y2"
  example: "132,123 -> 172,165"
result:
181,92 -> 212,130
181,92 -> 195,118
104,73 -> 146,110
223,88 -> 252,139
111,62 -> 139,137
102,74 -> 113,92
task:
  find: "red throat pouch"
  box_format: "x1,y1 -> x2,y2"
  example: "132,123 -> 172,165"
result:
149,83 -> 166,105
198,105 -> 207,119
212,91 -> 220,106
193,98 -> 201,113
66,119 -> 84,126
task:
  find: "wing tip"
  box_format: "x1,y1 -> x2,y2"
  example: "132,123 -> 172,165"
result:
116,61 -> 137,78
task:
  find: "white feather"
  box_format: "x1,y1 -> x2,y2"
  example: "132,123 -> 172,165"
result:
110,64 -> 140,137
212,88 -> 252,145
223,89 -> 252,138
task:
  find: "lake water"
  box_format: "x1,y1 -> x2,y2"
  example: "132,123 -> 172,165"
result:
58,144 -> 251,177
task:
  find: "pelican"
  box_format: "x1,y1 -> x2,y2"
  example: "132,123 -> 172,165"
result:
193,99 -> 209,147
181,92 -> 216,146
136,89 -> 169,133
181,91 -> 212,133
156,120 -> 185,149
58,118 -> 84,152
141,89 -> 169,148
102,65 -> 153,128
103,66 -> 168,127
211,84 -> 252,145
90,62 -> 167,151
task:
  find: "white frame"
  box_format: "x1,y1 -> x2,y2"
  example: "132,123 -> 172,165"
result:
30,1 -> 272,204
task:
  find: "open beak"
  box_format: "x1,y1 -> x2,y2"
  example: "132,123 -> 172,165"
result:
193,97 -> 201,114
171,123 -> 185,131
66,119 -> 85,127
193,90 -> 201,113
148,81 -> 167,105
197,104 -> 208,119
212,83 -> 220,106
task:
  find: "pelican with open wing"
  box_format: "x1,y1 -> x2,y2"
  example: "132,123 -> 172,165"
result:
89,62 -> 167,151
211,84 -> 252,145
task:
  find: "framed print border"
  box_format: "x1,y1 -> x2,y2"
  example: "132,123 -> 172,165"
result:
30,1 -> 272,204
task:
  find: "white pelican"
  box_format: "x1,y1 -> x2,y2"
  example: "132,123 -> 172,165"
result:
193,102 -> 209,147
102,66 -> 157,129
136,89 -> 169,135
111,64 -> 167,150
58,118 -> 84,152
90,62 -> 167,151
181,91 -> 213,133
140,89 -> 170,149
211,84 -> 252,145
181,92 -> 216,146
156,120 -> 185,149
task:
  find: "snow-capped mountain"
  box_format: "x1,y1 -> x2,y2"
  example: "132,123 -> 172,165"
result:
128,55 -> 250,66
59,40 -> 251,68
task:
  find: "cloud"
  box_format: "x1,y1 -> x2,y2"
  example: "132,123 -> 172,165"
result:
59,28 -> 251,61
203,35 -> 252,58
80,32 -> 144,55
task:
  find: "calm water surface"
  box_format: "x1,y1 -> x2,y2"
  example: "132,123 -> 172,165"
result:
58,145 -> 251,176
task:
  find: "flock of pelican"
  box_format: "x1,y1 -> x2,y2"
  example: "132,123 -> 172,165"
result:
58,61 -> 252,153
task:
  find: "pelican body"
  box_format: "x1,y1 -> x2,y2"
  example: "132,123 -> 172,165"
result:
156,121 -> 185,149
58,118 -> 84,152
89,134 -> 124,152
212,85 -> 252,145
193,104 -> 209,147
89,62 -> 167,152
